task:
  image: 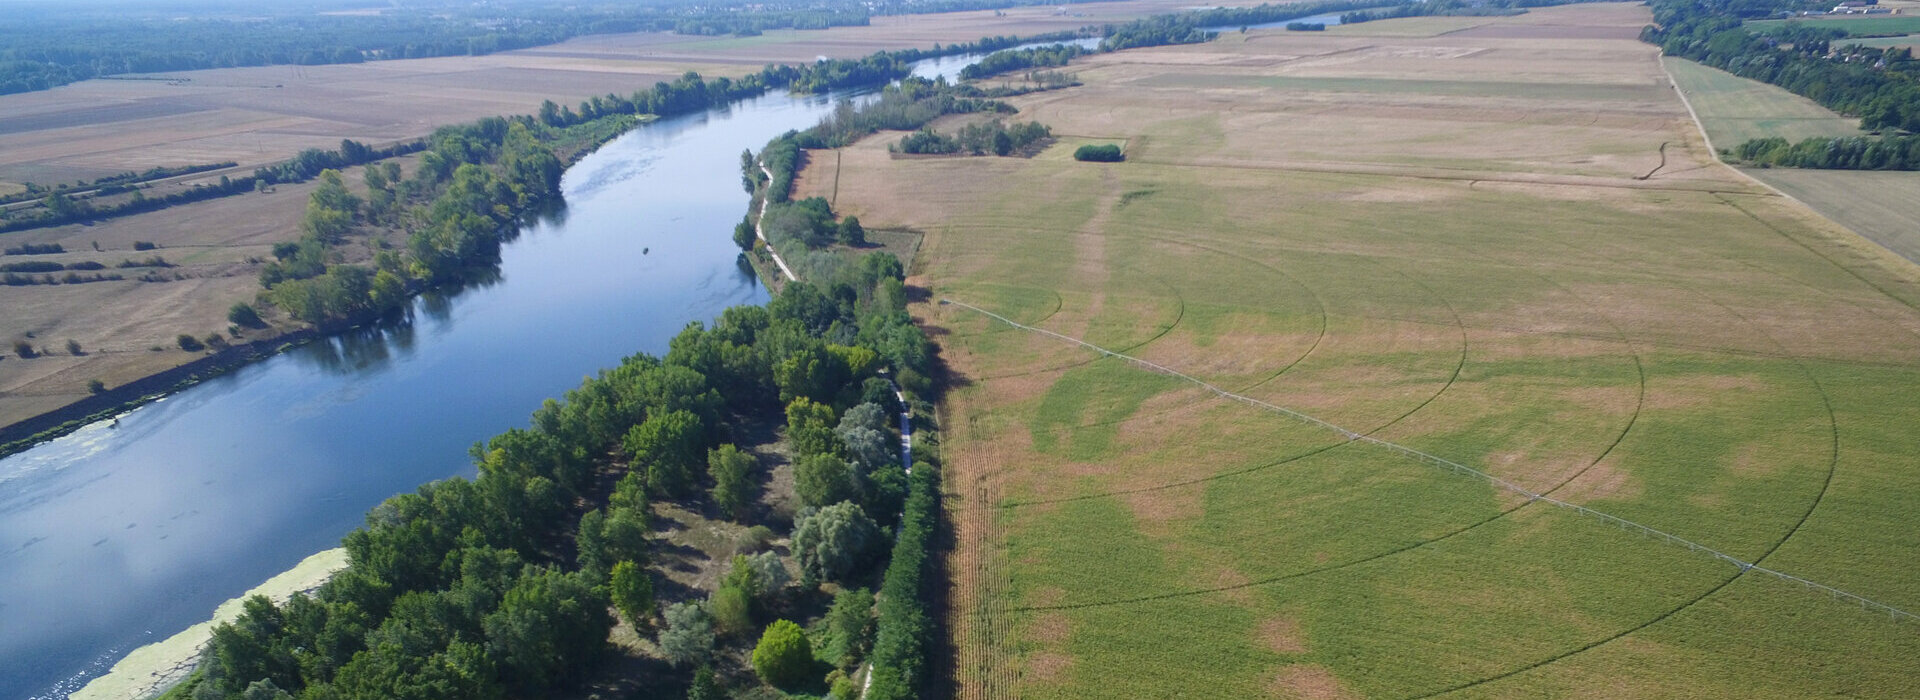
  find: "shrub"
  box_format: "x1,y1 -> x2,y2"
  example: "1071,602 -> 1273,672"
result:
227,303 -> 265,328
3,242 -> 63,255
1073,144 -> 1124,162
133,241 -> 158,251
751,619 -> 814,690
176,334 -> 204,352
709,583 -> 754,637
659,602 -> 714,667
66,339 -> 82,355
87,379 -> 106,394
13,341 -> 36,359
689,666 -> 725,700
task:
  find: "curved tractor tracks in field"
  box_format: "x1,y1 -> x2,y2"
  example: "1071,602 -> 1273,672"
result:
943,283 -> 1911,631
996,240 -> 1463,507
1375,220 -> 1830,696
990,243 -> 1654,607
985,234 -> 1337,433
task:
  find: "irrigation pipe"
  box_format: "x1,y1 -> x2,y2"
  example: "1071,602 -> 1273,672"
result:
941,297 -> 1919,624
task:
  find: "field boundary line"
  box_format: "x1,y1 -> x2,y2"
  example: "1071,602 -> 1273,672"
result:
940,297 -> 1920,625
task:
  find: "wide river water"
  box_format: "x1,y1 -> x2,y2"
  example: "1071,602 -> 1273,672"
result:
0,44 -> 1052,700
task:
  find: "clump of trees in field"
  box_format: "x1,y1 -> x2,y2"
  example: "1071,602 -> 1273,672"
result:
3,243 -> 62,255
959,43 -> 1089,80
1074,143 -> 1126,162
896,119 -> 1053,156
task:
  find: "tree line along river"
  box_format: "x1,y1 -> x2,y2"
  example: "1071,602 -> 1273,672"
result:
0,44 -> 1047,700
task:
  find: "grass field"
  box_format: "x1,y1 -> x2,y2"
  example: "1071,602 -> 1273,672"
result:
1663,57 -> 1863,147
800,4 -> 1920,697
1749,14 -> 1920,36
1839,34 -> 1920,49
1747,168 -> 1920,263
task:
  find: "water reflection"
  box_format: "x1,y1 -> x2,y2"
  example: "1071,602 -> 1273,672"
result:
291,317 -> 418,376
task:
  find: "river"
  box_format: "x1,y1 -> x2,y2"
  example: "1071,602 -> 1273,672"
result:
0,45 -> 1028,700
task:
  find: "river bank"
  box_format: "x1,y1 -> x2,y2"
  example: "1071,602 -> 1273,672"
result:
0,115 -> 651,463
0,328 -> 319,459
69,548 -> 349,700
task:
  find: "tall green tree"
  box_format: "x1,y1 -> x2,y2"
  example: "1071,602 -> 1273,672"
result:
610,560 -> 654,628
623,409 -> 708,497
708,444 -> 756,520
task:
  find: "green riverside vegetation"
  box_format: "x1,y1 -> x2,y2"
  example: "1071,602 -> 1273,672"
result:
170,243 -> 934,699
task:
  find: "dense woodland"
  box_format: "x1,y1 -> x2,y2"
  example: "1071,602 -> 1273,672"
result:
1643,0 -> 1920,169
176,251 -> 936,699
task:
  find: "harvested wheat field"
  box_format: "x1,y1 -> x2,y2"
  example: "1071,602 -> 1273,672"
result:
796,3 -> 1920,698
0,0 -> 1217,187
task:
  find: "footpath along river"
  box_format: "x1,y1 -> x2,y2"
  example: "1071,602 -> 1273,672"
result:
0,42 -> 1050,700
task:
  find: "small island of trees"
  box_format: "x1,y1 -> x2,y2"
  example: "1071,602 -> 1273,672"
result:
1073,143 -> 1125,162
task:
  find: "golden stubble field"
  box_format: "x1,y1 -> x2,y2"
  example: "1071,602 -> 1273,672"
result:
798,4 -> 1920,697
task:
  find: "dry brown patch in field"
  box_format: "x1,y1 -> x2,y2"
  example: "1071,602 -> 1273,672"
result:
1028,612 -> 1070,644
1134,324 -> 1322,381
1485,448 -> 1598,495
1124,486 -> 1204,526
1554,456 -> 1642,504
1258,617 -> 1308,655
1726,442 -> 1786,479
1641,374 -> 1766,411
1207,565 -> 1259,606
1025,651 -> 1073,683
1269,664 -> 1357,700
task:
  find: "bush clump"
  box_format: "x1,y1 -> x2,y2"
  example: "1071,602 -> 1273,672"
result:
227,302 -> 265,328
1073,144 -> 1125,162
750,619 -> 814,690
